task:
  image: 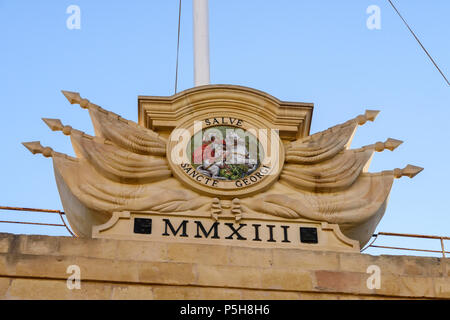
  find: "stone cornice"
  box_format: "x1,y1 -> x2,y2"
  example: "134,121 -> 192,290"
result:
138,84 -> 314,141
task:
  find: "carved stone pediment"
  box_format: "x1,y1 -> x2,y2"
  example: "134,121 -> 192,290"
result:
138,85 -> 313,141
23,85 -> 423,251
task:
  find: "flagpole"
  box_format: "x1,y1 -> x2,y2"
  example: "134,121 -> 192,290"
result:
193,0 -> 210,86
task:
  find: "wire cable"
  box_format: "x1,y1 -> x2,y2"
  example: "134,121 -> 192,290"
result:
387,0 -> 449,86
175,0 -> 182,94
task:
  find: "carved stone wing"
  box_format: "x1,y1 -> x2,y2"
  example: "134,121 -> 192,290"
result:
62,90 -> 167,156
43,118 -> 171,184
281,138 -> 403,193
285,110 -> 379,164
241,110 -> 423,247
21,92 -> 212,237
281,149 -> 373,192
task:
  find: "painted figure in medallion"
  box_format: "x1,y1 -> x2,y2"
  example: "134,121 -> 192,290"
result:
190,127 -> 261,181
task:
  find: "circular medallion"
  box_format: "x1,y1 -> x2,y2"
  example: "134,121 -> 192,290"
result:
167,114 -> 285,198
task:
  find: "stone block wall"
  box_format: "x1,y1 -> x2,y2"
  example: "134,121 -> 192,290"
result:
0,233 -> 448,299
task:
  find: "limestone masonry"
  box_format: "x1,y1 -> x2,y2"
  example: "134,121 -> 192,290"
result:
0,233 -> 448,299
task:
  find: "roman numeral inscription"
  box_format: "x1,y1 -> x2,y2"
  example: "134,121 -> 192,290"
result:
145,217 -> 319,246
195,221 -> 220,239
162,219 -> 188,237
224,223 -> 247,240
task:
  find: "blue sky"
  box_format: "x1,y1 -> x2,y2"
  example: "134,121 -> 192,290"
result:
0,1 -> 448,256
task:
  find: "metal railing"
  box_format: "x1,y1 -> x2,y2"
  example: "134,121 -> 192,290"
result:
361,232 -> 449,258
1,206 -> 449,258
0,206 -> 76,237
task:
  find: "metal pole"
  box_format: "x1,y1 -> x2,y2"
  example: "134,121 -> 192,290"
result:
193,0 -> 210,86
